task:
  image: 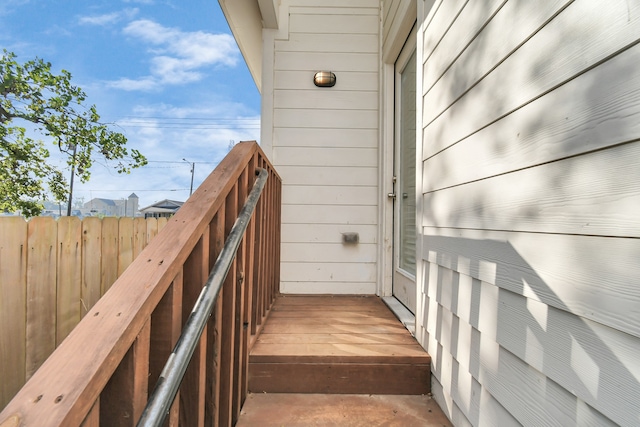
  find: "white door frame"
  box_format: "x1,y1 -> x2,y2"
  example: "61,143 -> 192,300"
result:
378,19 -> 417,301
392,34 -> 418,313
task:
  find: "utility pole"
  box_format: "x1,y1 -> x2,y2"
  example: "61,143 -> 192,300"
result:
183,158 -> 195,196
67,143 -> 78,216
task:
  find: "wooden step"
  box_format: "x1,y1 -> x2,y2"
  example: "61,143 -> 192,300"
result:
248,295 -> 430,395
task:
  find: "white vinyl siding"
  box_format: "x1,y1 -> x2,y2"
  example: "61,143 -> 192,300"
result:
417,0 -> 640,426
268,0 -> 380,294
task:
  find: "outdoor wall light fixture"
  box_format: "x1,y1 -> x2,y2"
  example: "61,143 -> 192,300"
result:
314,71 -> 336,87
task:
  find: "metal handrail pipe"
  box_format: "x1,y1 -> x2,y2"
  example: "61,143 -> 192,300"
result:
136,167 -> 269,427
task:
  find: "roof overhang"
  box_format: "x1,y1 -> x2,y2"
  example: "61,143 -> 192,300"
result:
140,207 -> 179,214
218,0 -> 279,93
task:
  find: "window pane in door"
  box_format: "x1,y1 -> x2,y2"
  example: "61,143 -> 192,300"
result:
399,50 -> 416,275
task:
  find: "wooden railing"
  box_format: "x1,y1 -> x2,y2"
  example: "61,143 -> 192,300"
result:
0,141 -> 281,427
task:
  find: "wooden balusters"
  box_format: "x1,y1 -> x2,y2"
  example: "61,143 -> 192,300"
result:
149,273 -> 183,427
206,212 -> 225,426
99,321 -> 150,426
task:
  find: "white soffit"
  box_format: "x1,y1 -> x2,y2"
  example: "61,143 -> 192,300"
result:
218,0 -> 271,92
258,0 -> 279,29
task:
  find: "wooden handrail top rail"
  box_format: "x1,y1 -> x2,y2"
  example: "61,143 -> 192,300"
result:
0,141 -> 282,427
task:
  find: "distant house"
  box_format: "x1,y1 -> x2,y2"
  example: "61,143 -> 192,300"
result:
84,193 -> 139,217
139,199 -> 183,219
41,201 -> 65,217
85,198 -> 117,216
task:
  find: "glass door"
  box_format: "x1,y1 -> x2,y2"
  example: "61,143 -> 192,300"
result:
392,36 -> 417,313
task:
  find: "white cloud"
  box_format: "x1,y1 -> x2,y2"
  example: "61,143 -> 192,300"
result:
108,19 -> 239,91
124,20 -> 237,67
151,56 -> 202,84
0,0 -> 29,16
108,76 -> 158,91
79,12 -> 122,26
78,8 -> 139,26
73,100 -> 260,207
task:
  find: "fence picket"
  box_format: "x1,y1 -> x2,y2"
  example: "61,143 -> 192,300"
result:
0,216 -> 170,408
158,216 -> 168,231
118,217 -> 134,276
133,218 -> 147,259
25,217 -> 57,380
102,217 -> 119,294
56,217 -> 82,345
82,218 -> 102,318
0,217 -> 28,409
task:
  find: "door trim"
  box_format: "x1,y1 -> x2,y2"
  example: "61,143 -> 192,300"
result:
392,28 -> 417,313
378,22 -> 417,303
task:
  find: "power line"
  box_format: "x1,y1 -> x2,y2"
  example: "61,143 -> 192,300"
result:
109,116 -> 260,130
113,116 -> 259,121
116,124 -> 260,129
74,189 -> 191,193
145,160 -> 219,164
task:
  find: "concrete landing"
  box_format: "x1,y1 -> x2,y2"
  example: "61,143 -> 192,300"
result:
236,393 -> 452,427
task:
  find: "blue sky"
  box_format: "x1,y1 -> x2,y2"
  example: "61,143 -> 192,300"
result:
1,0 -> 260,210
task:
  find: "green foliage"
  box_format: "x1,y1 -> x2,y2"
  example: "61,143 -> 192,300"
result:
0,50 -> 147,217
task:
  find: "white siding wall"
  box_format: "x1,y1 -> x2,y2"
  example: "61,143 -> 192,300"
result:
417,0 -> 640,425
266,0 -> 381,294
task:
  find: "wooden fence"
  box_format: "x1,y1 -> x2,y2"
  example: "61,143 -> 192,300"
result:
0,216 -> 168,409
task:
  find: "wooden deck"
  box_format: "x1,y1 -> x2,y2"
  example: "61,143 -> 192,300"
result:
239,295 -> 452,426
248,295 -> 431,394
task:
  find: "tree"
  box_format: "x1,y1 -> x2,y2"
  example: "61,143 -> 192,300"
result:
0,50 -> 147,217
